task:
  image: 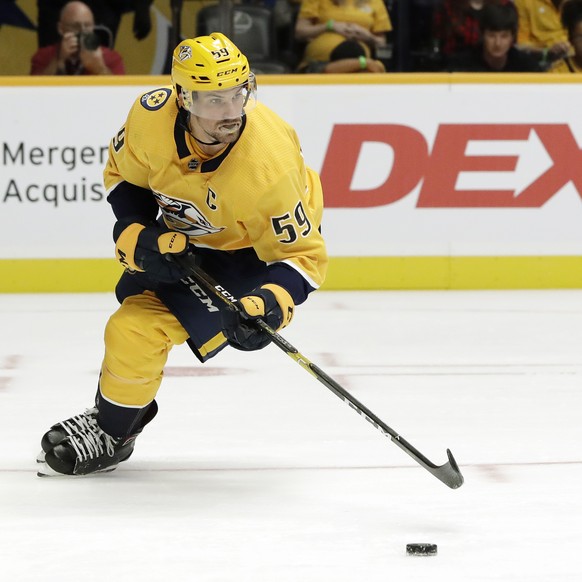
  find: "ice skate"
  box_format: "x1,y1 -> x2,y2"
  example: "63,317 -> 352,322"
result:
37,408 -> 137,477
36,407 -> 100,464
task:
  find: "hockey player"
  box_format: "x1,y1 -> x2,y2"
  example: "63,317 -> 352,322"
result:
37,33 -> 328,476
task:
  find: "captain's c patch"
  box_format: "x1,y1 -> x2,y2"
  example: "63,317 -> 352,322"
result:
140,88 -> 172,111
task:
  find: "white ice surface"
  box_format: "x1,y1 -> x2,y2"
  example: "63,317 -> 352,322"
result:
1,290 -> 581,581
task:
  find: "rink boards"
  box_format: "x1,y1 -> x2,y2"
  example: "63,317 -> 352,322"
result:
1,74 -> 582,291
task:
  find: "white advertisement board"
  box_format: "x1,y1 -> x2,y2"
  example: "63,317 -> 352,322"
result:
1,78 -> 582,259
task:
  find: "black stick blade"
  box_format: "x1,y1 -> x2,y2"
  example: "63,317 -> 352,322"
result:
434,449 -> 464,489
391,436 -> 464,489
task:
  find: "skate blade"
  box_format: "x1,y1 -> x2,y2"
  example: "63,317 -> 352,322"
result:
36,461 -> 120,477
37,461 -> 63,477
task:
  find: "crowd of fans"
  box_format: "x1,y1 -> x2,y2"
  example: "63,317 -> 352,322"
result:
27,0 -> 582,75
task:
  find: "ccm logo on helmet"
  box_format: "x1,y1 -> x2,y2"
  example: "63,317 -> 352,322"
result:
217,68 -> 238,76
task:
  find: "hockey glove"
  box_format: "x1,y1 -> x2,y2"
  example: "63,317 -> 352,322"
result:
222,284 -> 295,351
114,221 -> 189,283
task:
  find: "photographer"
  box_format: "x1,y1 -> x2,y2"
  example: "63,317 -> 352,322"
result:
31,1 -> 125,76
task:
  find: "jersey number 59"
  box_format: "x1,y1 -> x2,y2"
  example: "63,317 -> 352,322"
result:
271,201 -> 312,244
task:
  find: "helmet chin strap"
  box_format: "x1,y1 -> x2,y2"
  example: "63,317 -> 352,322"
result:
193,135 -> 222,146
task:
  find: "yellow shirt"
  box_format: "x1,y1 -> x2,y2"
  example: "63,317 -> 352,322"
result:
299,0 -> 392,62
514,0 -> 569,48
104,87 -> 328,289
549,57 -> 582,72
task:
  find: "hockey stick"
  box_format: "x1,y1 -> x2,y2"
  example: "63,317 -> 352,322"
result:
176,254 -> 464,489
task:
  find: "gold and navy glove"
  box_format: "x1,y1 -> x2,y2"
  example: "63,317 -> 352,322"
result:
222,284 -> 295,351
114,220 -> 189,283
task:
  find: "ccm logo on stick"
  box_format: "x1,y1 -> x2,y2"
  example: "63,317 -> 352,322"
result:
321,124 -> 582,208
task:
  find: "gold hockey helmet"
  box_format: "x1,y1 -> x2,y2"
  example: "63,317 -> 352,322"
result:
171,33 -> 257,120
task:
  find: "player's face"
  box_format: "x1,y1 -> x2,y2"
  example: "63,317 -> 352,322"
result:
194,89 -> 244,142
181,76 -> 257,145
186,84 -> 254,144
483,30 -> 514,59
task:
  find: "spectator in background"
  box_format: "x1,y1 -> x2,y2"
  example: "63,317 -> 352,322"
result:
514,0 -> 571,68
298,37 -> 386,72
550,0 -> 582,72
448,1 -> 543,71
31,1 -> 125,75
37,0 -> 153,48
294,0 -> 392,71
433,0 -> 489,67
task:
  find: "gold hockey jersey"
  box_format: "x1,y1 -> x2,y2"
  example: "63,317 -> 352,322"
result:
104,86 -> 327,291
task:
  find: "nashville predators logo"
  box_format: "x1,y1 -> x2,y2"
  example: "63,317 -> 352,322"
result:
178,45 -> 192,61
153,191 -> 224,237
140,88 -> 172,111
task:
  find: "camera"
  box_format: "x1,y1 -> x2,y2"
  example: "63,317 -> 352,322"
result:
77,31 -> 101,51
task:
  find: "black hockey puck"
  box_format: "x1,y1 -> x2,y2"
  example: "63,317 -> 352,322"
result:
406,543 -> 437,556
